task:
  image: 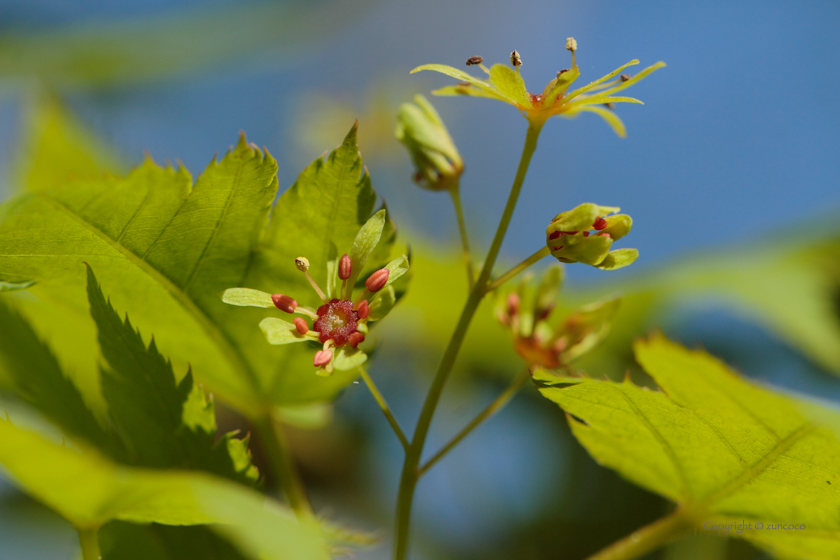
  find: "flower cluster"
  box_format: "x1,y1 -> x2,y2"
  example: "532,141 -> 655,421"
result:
411,38 -> 665,136
495,267 -> 620,369
222,210 -> 408,375
546,203 -> 638,270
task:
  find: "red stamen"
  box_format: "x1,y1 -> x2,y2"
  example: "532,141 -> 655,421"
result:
365,269 -> 390,292
348,332 -> 365,348
593,217 -> 608,230
293,317 -> 309,335
356,299 -> 370,319
338,253 -> 352,280
313,349 -> 333,367
271,294 -> 297,314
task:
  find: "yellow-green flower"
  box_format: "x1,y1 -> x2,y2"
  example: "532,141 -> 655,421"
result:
411,38 -> 665,137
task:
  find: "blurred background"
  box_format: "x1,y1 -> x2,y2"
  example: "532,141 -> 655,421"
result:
1,1 -> 839,559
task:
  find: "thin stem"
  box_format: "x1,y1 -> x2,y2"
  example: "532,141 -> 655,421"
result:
393,122 -> 543,560
484,246 -> 550,293
418,366 -> 530,477
78,528 -> 101,560
359,366 -> 409,452
253,414 -> 314,518
449,184 -> 474,291
584,510 -> 692,560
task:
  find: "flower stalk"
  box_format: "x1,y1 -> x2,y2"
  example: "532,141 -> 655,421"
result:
78,528 -> 101,560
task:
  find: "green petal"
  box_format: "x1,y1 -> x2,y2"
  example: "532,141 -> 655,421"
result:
333,347 -> 367,371
369,285 -> 396,321
576,105 -> 627,138
602,214 -> 633,240
221,288 -> 275,308
432,85 -> 506,100
259,318 -> 308,345
380,254 -> 410,289
542,66 -> 581,102
550,235 -> 613,266
346,209 -> 387,297
566,95 -> 644,109
595,248 -> 639,270
548,203 -> 602,232
488,64 -> 531,107
563,60 -> 639,103
596,61 -> 667,97
411,64 -> 501,98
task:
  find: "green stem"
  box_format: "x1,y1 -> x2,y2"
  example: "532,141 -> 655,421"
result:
418,366 -> 530,477
359,366 -> 409,452
78,528 -> 101,560
254,414 -> 314,518
584,510 -> 692,560
393,122 -> 543,560
449,184 -> 474,291
484,246 -> 550,293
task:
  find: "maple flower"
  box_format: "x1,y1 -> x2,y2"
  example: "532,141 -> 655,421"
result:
221,210 -> 408,376
411,38 -> 665,136
546,203 -> 638,270
495,267 -> 620,369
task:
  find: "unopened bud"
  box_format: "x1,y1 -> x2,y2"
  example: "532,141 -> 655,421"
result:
356,299 -> 370,319
338,253 -> 352,280
396,95 -> 463,191
565,37 -> 577,52
295,257 -> 310,272
293,317 -> 309,335
365,269 -> 390,292
510,50 -> 522,67
272,294 -> 297,314
465,56 -> 484,66
593,217 -> 608,230
348,332 -> 366,348
313,349 -> 333,367
506,292 -> 520,317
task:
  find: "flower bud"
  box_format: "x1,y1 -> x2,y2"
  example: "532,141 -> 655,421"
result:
295,257 -> 310,272
272,294 -> 297,313
356,299 -> 370,319
396,94 -> 463,191
293,317 -> 309,335
348,332 -> 366,348
313,349 -> 333,367
338,253 -> 352,280
365,269 -> 390,292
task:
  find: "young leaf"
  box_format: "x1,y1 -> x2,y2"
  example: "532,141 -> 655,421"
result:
86,266 -> 257,485
0,419 -> 330,560
534,333 -> 840,559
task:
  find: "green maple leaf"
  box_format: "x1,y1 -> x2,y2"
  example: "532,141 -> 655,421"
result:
0,121 -> 403,416
0,418 -> 329,560
533,333 -> 840,560
86,265 -> 257,485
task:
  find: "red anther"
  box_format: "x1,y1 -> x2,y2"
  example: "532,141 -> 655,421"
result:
537,302 -> 555,321
365,269 -> 390,292
552,246 -> 565,251
549,231 -> 562,240
338,253 -> 352,280
506,292 -> 520,316
356,299 -> 370,319
293,317 -> 309,335
271,294 -> 297,314
313,349 -> 333,367
593,217 -> 608,230
598,232 -> 611,238
583,231 -> 590,237
348,332 -> 366,348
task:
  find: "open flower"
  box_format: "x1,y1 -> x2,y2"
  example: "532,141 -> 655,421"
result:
411,38 -> 665,136
546,203 -> 638,270
221,210 -> 409,376
495,267 -> 620,369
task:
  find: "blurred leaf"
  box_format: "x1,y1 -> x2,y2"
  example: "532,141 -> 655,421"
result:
534,333 -> 840,559
0,419 -> 330,560
87,266 -> 257,485
0,1 -> 374,89
100,522 -> 248,560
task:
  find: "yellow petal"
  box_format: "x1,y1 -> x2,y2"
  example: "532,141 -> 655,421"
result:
563,60 -> 640,103
577,105 -> 627,138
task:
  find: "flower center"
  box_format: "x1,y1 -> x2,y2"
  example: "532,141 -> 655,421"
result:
313,299 -> 359,345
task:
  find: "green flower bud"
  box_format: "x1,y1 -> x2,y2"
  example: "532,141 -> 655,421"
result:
546,203 -> 638,270
395,94 -> 463,191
